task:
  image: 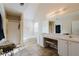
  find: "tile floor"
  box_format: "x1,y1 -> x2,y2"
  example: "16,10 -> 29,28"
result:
14,38 -> 59,56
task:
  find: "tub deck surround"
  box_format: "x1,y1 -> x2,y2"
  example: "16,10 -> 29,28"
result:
42,33 -> 79,43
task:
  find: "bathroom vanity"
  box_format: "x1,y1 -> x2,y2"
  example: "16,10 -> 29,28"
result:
39,33 -> 79,56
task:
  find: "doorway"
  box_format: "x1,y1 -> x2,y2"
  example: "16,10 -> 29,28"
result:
7,20 -> 20,45
49,21 -> 54,33
6,14 -> 22,46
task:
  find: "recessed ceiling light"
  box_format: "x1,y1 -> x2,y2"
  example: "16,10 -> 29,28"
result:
20,3 -> 24,6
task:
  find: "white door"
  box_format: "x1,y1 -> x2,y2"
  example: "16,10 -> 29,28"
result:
69,41 -> 79,56
58,39 -> 68,56
7,20 -> 20,45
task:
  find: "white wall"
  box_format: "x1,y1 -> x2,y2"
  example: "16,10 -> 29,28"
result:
23,4 -> 39,42
34,9 -> 49,34
42,20 -> 49,33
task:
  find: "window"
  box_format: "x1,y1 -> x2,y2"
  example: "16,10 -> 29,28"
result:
34,22 -> 39,33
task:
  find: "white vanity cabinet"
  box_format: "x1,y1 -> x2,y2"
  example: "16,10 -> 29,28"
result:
69,41 -> 79,56
41,34 -> 79,56
58,39 -> 68,56
58,39 -> 79,56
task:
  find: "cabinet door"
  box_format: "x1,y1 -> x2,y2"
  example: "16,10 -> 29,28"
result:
37,35 -> 44,47
69,41 -> 79,56
39,35 -> 44,47
58,39 -> 68,56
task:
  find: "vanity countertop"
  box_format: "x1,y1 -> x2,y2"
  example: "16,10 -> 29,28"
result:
42,33 -> 79,43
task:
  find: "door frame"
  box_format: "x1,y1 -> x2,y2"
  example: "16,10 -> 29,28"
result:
6,14 -> 23,47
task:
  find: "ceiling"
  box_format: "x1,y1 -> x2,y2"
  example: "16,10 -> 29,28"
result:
4,3 -> 29,16
4,3 -> 79,18
38,3 -> 79,16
